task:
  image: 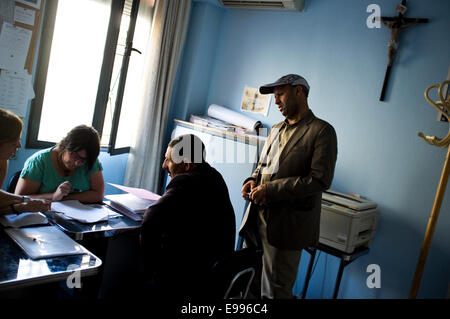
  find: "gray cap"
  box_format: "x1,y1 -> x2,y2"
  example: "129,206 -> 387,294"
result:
259,74 -> 310,95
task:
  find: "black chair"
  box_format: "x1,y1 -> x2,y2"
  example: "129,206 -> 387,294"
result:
209,247 -> 262,299
7,170 -> 21,193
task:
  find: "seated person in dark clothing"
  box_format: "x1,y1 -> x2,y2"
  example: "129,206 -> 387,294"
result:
140,134 -> 236,299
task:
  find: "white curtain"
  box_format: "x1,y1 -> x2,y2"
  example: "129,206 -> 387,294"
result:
124,0 -> 191,193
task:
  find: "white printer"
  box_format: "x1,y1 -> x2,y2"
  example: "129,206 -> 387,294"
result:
319,190 -> 380,253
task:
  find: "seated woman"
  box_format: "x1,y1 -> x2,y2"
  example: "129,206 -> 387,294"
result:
0,108 -> 50,216
15,125 -> 105,203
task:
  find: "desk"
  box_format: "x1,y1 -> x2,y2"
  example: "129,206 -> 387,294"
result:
0,228 -> 102,291
43,204 -> 142,241
301,243 -> 369,299
44,204 -> 142,298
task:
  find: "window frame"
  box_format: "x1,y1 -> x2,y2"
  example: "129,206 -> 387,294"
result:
26,0 -> 140,155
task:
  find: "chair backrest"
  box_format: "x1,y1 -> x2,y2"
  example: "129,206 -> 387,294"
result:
224,267 -> 255,299
209,247 -> 262,299
7,170 -> 21,193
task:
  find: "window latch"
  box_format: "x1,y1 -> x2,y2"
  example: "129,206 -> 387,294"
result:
130,47 -> 142,54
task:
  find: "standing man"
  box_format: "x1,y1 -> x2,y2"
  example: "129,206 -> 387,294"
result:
141,134 -> 236,299
240,74 -> 338,299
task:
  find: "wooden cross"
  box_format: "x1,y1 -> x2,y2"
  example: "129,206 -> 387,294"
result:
379,0 -> 428,101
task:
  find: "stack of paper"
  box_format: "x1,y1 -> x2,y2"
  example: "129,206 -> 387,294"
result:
105,183 -> 160,222
105,193 -> 155,222
51,200 -> 110,224
107,183 -> 161,201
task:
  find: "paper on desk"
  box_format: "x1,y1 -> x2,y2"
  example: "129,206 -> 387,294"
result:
51,200 -> 110,223
107,183 -> 161,201
0,212 -> 48,228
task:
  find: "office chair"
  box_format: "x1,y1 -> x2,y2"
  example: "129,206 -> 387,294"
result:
209,247 -> 262,299
7,170 -> 22,193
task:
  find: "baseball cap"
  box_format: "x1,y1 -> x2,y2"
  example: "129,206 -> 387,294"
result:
259,74 -> 310,95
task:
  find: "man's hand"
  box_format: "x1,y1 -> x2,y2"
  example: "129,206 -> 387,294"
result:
52,181 -> 72,201
241,180 -> 256,200
249,184 -> 266,205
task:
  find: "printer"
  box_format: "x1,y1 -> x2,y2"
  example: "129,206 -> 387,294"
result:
319,190 -> 380,253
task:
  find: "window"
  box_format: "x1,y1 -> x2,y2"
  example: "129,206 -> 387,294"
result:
27,0 -> 151,154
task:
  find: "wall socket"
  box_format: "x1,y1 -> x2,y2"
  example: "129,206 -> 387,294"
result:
437,65 -> 450,123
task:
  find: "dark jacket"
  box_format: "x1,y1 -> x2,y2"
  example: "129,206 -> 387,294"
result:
141,163 -> 235,297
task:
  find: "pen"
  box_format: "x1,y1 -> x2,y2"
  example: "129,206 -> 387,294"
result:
31,236 -> 46,244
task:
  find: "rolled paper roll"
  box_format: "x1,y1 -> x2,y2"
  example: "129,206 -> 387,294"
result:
207,104 -> 262,130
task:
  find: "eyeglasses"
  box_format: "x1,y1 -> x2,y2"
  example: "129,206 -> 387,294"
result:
70,151 -> 87,164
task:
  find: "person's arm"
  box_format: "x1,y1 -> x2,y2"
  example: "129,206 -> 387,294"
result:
241,127 -> 278,200
0,190 -> 51,216
141,202 -> 164,277
0,190 -> 24,215
15,177 -> 50,199
14,152 -> 62,200
17,171 -> 104,203
140,176 -> 183,277
264,124 -> 338,203
15,176 -> 72,201
64,170 -> 105,203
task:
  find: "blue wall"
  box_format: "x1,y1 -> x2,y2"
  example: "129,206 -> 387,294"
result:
171,0 -> 450,298
166,0 -> 224,142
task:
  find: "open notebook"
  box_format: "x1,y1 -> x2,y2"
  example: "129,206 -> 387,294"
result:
5,225 -> 85,259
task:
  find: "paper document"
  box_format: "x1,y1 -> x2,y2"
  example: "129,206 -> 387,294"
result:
0,69 -> 34,116
105,193 -> 156,222
107,183 -> 161,201
105,193 -> 154,213
16,0 -> 42,10
0,212 -> 48,228
51,200 -> 110,223
14,6 -> 35,26
241,86 -> 271,116
0,22 -> 32,71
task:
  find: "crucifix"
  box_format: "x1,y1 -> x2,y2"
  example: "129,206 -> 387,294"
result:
379,0 -> 428,101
